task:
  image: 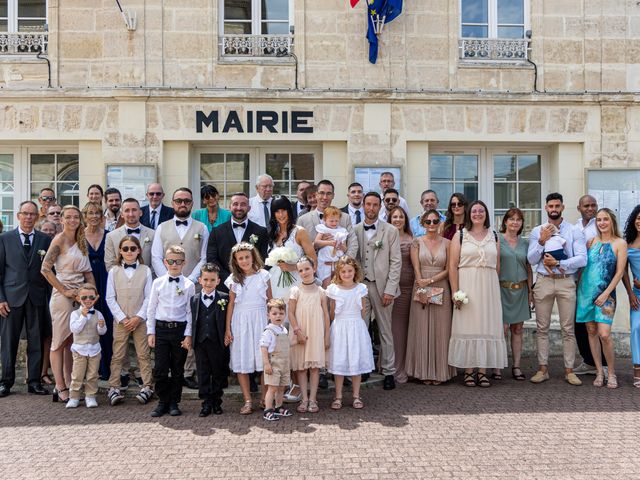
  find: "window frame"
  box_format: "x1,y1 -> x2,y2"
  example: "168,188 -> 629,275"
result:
1,0 -> 48,32
459,0 -> 530,39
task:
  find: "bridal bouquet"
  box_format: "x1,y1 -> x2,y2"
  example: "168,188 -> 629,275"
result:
452,290 -> 469,309
265,246 -> 299,288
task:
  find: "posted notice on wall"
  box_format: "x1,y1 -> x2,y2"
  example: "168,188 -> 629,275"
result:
589,189 -> 640,227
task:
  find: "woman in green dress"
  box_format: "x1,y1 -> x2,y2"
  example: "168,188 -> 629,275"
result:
497,208 -> 533,381
191,184 -> 231,232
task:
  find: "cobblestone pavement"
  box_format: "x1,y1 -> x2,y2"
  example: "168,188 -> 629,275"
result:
2,357 -> 640,479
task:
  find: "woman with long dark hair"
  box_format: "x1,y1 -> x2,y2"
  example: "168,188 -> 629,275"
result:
623,205 -> 640,388
442,193 -> 468,240
192,184 -> 231,232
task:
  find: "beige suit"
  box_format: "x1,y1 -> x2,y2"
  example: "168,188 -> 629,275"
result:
104,224 -> 155,274
355,220 -> 402,376
296,209 -> 358,258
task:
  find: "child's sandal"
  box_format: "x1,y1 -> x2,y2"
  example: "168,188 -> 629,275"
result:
330,397 -> 342,410
262,409 -> 279,421
307,400 -> 319,413
274,406 -> 292,417
296,401 -> 309,413
239,401 -> 253,415
352,397 -> 364,409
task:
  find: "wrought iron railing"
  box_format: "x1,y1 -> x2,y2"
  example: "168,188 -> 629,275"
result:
220,34 -> 293,58
0,32 -> 48,55
459,38 -> 529,61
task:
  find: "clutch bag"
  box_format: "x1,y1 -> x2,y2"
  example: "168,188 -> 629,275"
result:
413,285 -> 444,307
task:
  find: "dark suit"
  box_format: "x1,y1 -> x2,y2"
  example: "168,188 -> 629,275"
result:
141,204 -> 174,230
206,219 -> 269,291
340,205 -> 349,214
292,201 -> 307,222
0,229 -> 52,389
191,292 -> 229,406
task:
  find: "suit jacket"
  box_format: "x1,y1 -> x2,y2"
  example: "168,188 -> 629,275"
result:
191,291 -> 229,349
291,201 -> 307,222
355,221 -> 402,298
0,229 -> 52,307
340,205 -> 349,214
297,210 -> 358,258
141,204 -> 174,229
206,219 -> 269,290
104,224 -> 155,273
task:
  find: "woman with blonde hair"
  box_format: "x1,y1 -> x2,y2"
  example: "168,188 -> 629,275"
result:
41,205 -> 95,402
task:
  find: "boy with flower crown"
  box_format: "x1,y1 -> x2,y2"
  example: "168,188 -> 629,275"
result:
191,262 -> 230,416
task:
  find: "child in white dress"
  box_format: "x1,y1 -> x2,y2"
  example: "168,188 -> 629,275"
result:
224,242 -> 272,415
326,256 -> 374,410
314,206 -> 348,287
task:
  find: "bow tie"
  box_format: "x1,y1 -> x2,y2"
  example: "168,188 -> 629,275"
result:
203,294 -> 214,301
124,263 -> 136,269
87,309 -> 95,315
127,228 -> 140,234
233,222 -> 246,229
364,224 -> 376,231
175,220 -> 188,227
168,277 -> 180,283
318,213 -> 323,220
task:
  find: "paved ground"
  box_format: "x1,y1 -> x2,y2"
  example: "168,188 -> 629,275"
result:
2,357 -> 639,479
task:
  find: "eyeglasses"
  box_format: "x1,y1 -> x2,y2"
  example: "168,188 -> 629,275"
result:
173,198 -> 193,205
384,198 -> 399,203
166,259 -> 185,265
423,219 -> 440,225
148,192 -> 163,197
18,211 -> 37,216
41,196 -> 56,202
121,246 -> 138,253
80,295 -> 96,301
48,211 -> 61,216
450,202 -> 464,208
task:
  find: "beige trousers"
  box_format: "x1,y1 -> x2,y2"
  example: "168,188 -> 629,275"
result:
363,280 -> 396,376
70,351 -> 101,399
108,321 -> 154,389
533,276 -> 577,369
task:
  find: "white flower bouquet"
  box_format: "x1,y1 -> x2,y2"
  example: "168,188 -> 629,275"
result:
265,246 -> 299,288
453,290 -> 469,309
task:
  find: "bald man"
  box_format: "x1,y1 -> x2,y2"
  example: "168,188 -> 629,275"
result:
141,183 -> 175,229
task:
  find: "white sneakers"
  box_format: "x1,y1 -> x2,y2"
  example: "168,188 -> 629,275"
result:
65,397 -> 98,408
65,398 -> 80,408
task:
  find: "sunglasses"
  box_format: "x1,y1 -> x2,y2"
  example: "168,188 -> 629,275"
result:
384,198 -> 399,203
121,246 -> 138,252
41,196 -> 56,202
173,198 -> 192,205
48,211 -> 61,216
166,259 -> 185,265
80,295 -> 96,301
148,192 -> 163,197
423,219 -> 440,225
450,202 -> 464,208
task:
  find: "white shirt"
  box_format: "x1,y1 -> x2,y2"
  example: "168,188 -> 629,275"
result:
527,220 -> 587,276
70,309 -> 107,357
146,274 -> 195,336
151,216 -> 209,283
148,206 -> 161,230
247,195 -> 272,228
348,204 -> 364,226
105,261 -> 153,323
201,290 -> 216,308
17,227 -> 34,246
295,201 -> 306,216
231,218 -> 248,244
575,217 -> 598,243
398,196 -> 410,216
259,324 -> 288,353
363,220 -> 379,241
104,210 -> 121,232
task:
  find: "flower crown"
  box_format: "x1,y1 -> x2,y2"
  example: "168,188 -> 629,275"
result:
231,242 -> 255,254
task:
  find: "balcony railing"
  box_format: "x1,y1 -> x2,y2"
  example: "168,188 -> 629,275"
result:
0,32 -> 48,55
459,38 -> 529,62
220,34 -> 293,59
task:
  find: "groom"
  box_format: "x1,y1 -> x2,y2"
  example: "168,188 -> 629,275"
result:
355,192 -> 402,391
0,201 -> 52,397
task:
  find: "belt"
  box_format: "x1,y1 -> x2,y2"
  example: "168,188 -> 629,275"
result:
365,278 -> 375,282
156,320 -> 185,329
500,280 -> 527,290
538,273 -> 573,279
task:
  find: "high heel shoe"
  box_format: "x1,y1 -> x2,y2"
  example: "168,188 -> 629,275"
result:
53,387 -> 69,403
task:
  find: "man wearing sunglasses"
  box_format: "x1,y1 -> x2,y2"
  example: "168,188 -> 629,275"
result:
141,183 -> 175,230
410,190 -> 446,237
379,188 -> 400,222
378,172 -> 410,215
105,198 -> 155,273
37,188 -> 56,225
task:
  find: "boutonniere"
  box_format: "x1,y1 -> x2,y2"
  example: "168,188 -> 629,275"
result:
374,240 -> 383,250
217,298 -> 228,311
194,233 -> 202,241
249,234 -> 258,245
176,286 -> 184,296
143,237 -> 151,245
38,249 -> 47,259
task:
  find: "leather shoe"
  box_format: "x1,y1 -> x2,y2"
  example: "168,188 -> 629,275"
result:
28,384 -> 49,395
182,375 -> 198,390
318,373 -> 329,390
249,374 -> 258,393
565,372 -> 583,386
530,371 -> 550,384
383,375 -> 395,390
150,403 -> 169,417
199,404 -> 212,417
0,384 -> 10,397
169,403 -> 182,416
361,373 -> 370,382
212,404 -> 223,415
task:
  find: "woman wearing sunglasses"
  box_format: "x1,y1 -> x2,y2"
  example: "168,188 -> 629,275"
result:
443,193 -> 468,240
405,209 -> 456,385
41,205 -> 95,403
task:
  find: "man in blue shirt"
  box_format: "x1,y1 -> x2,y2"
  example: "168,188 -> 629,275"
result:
410,190 -> 445,237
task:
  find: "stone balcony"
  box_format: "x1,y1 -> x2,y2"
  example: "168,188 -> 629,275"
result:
219,34 -> 293,61
459,38 -> 530,63
0,32 -> 48,55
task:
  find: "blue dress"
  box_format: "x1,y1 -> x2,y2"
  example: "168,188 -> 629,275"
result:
576,241 -> 617,325
87,232 -> 114,378
627,247 -> 640,364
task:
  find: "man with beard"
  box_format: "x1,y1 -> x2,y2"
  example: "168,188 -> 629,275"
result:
105,198 -> 155,272
104,187 -> 124,232
152,187 -> 209,390
528,193 -> 587,386
341,182 -> 364,226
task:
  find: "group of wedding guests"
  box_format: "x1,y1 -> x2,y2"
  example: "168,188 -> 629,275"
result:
2,172 -> 640,421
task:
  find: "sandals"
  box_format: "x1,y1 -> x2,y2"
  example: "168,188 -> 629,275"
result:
331,397 -> 342,410
511,367 -> 526,381
593,373 -> 605,388
464,372 -> 476,387
41,374 -> 53,385
53,387 -> 69,403
308,400 -> 319,413
239,401 -> 253,415
263,409 -> 278,421
607,374 -> 618,389
352,397 -> 364,409
296,401 -> 309,413
476,373 -> 491,388
490,371 -> 502,380
634,377 -> 640,388
274,406 -> 293,417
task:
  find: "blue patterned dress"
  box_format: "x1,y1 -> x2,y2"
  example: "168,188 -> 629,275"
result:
576,241 -> 617,325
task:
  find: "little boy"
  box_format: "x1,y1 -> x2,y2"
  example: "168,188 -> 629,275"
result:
147,245 -> 195,418
67,284 -> 106,409
260,298 -> 293,422
191,263 -> 230,417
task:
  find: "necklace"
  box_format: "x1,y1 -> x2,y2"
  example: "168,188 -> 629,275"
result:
302,281 -> 315,285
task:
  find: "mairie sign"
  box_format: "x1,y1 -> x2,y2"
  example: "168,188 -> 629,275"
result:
196,110 -> 313,134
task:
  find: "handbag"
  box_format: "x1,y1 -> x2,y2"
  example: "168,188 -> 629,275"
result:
413,285 -> 444,308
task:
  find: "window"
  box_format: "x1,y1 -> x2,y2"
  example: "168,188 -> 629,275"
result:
265,153 -> 314,198
30,153 -> 79,207
0,0 -> 47,54
429,153 -> 479,205
200,152 -> 251,204
219,0 -> 294,58
0,154 -> 15,229
459,0 -> 529,61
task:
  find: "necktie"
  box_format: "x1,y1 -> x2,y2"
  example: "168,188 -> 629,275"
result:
203,294 -> 214,301
88,309 -> 95,315
127,228 -> 140,234
319,213 -> 323,220
22,232 -> 32,254
150,210 -> 157,229
169,277 -> 179,283
124,263 -> 136,269
175,220 -> 188,227
262,201 -> 269,226
233,222 -> 246,229
355,209 -> 361,224
364,224 -> 376,231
